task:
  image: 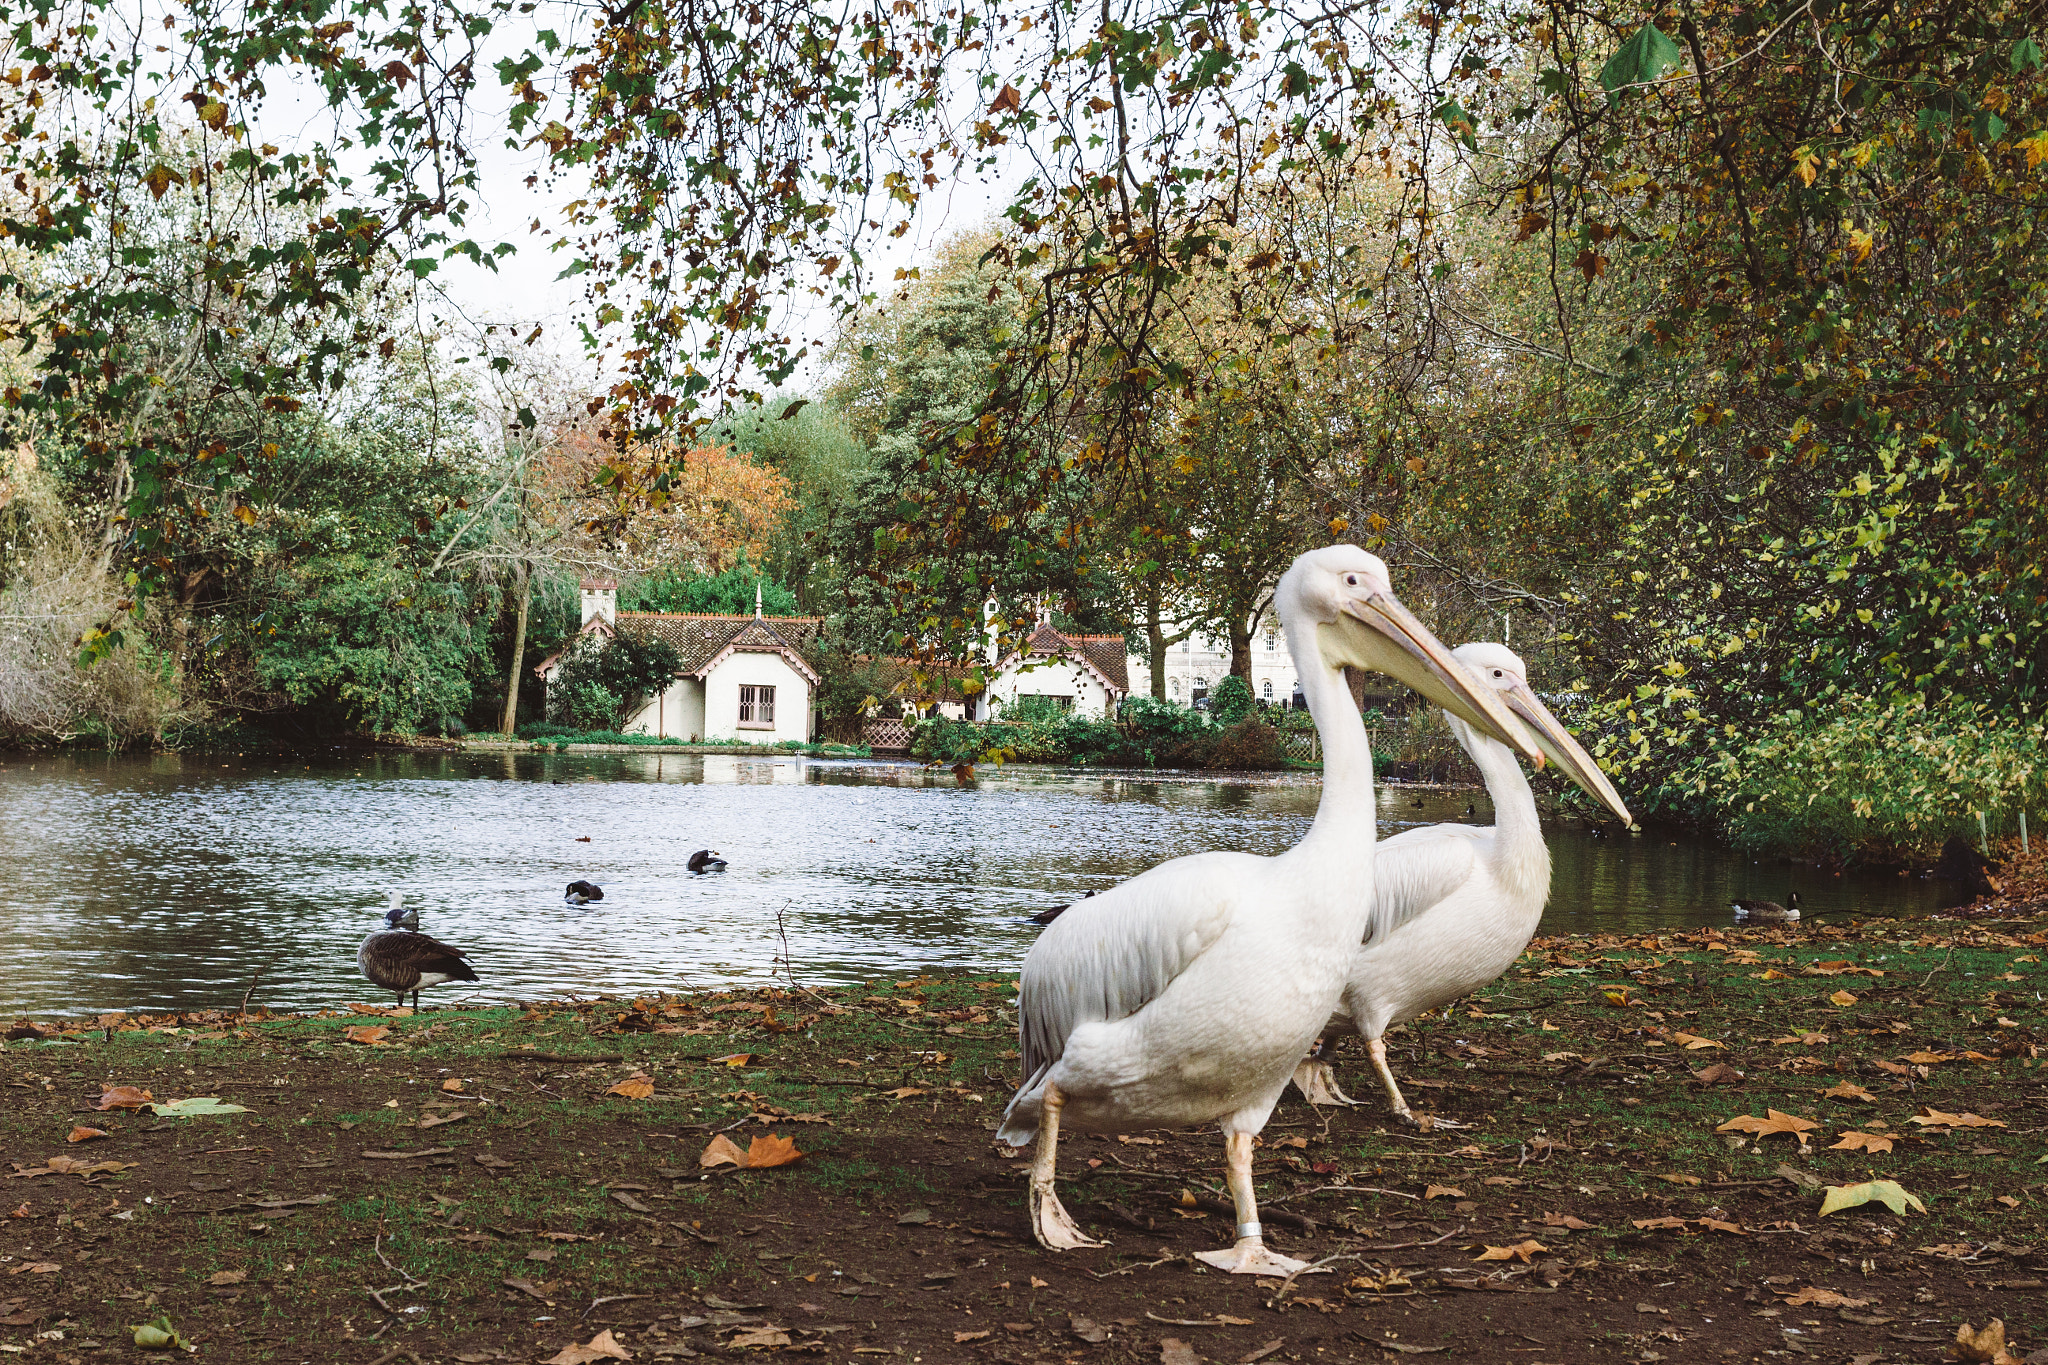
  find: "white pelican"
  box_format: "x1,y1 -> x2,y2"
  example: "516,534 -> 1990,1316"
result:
358,898 -> 480,1009
1289,642 -> 1632,1118
995,547 -> 1540,1275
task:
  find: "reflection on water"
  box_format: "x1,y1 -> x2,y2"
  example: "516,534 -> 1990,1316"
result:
0,751 -> 1963,1016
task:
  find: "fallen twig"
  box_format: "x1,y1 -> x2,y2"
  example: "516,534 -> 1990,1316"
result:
583,1293 -> 654,1319
1090,1250 -> 1183,1279
237,970 -> 262,1023
1145,1312 -> 1235,1327
1266,1249 -> 1361,1304
375,1234 -> 426,1287
1304,1184 -> 1420,1201
1350,1225 -> 1467,1252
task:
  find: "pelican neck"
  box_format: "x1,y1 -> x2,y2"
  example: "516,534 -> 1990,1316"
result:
1454,715 -> 1549,904
1291,624 -> 1377,848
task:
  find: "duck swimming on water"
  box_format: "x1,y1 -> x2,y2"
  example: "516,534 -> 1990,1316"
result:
358,897 -> 479,1009
565,880 -> 605,905
687,849 -> 727,874
1732,892 -> 1800,921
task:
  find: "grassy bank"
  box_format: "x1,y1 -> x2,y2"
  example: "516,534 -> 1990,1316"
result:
3,914 -> 2044,1363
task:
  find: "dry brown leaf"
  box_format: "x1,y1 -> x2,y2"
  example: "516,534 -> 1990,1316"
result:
1715,1109 -> 1820,1141
1671,1032 -> 1725,1049
1950,1319 -> 2022,1365
712,1053 -> 753,1067
344,1025 -> 392,1046
440,1079 -> 464,1092
1698,1217 -> 1745,1235
1423,1185 -> 1466,1200
542,1328 -> 634,1363
94,1085 -> 153,1112
698,1135 -> 748,1170
1829,990 -> 1859,1007
1771,1032 -> 1831,1046
1782,1286 -> 1870,1308
1871,1058 -> 1913,1076
744,1133 -> 803,1169
880,1086 -> 926,1099
954,1330 -> 992,1344
1655,1172 -> 1702,1186
1538,1212 -> 1593,1229
607,1074 -> 655,1100
6,1263 -> 59,1275
66,1127 -> 109,1144
1824,1081 -> 1877,1103
207,1269 -> 246,1286
1631,1216 -> 1690,1230
1831,1131 -> 1896,1154
1474,1239 -> 1547,1262
1910,1109 -> 2006,1129
1693,1063 -> 1744,1086
1903,1050 -> 1954,1065
728,1328 -> 791,1349
1160,1339 -> 1201,1365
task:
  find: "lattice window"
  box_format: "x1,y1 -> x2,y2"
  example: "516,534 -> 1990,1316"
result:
739,684 -> 776,727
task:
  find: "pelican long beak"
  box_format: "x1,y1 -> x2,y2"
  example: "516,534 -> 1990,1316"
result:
1324,593 -> 1543,767
1501,682 -> 1633,824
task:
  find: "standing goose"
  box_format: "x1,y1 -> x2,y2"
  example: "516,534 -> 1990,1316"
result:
1732,891 -> 1800,921
565,880 -> 606,905
687,850 -> 728,874
996,546 -> 1539,1274
358,898 -> 480,1009
1290,643 -> 1632,1116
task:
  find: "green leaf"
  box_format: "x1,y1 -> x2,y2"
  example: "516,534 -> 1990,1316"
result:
1817,1179 -> 1926,1217
1973,111 -> 2007,143
2013,37 -> 2044,71
131,1313 -> 189,1349
1599,23 -> 1683,106
149,1097 -> 250,1117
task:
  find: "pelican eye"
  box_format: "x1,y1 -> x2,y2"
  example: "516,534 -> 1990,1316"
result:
1345,574 -> 1358,586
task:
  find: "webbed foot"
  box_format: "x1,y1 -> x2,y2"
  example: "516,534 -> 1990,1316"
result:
1029,1180 -> 1104,1251
1291,1059 -> 1361,1107
1193,1238 -> 1325,1275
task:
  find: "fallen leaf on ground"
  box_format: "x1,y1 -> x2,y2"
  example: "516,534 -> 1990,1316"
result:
1474,1240 -> 1547,1262
130,1313 -> 189,1350
1239,1342 -> 1285,1365
7,1263 -> 59,1275
880,1086 -> 926,1099
150,1097 -> 249,1117
1829,990 -> 1859,1007
1903,1050 -> 1954,1064
1159,1339 -> 1200,1365
1716,1109 -> 1820,1141
607,1074 -> 655,1100
1832,1131 -> 1895,1154
698,1133 -> 804,1170
1538,1212 -> 1592,1229
207,1269 -> 246,1286
543,1328 -> 633,1363
1631,1216 -> 1690,1231
896,1208 -> 931,1225
1423,1185 -> 1465,1200
728,1327 -> 791,1349
1824,1081 -> 1876,1102
1772,1032 -> 1831,1046
1671,1032 -> 1724,1049
1693,1063 -> 1744,1085
1782,1286 -> 1870,1308
1819,1180 -> 1926,1218
1070,1315 -> 1110,1343
95,1086 -> 153,1111
67,1127 -> 109,1143
1871,1059 -> 1913,1076
954,1330 -> 993,1344
344,1025 -> 392,1046
1909,1109 -> 2006,1129
1950,1319 -> 2022,1365
440,1079 -> 464,1092
712,1053 -> 753,1067
474,1154 -> 515,1171
1655,1172 -> 1702,1186
504,1277 -> 552,1301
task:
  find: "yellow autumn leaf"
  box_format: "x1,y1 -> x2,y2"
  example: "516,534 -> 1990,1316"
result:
1828,989 -> 1858,1007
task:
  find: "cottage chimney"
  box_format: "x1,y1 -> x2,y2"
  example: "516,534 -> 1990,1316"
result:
579,576 -> 617,628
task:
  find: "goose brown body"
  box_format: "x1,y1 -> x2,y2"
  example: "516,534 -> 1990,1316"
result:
358,908 -> 479,1008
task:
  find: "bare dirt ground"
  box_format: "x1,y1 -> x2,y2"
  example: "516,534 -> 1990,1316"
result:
3,914 -> 2044,1365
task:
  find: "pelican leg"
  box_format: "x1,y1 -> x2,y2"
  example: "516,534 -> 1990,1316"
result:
1367,1036 -> 1420,1127
1193,1132 -> 1324,1276
1027,1084 -> 1103,1251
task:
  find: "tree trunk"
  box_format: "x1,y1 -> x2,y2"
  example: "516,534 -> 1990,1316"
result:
501,564 -> 532,737
1145,584 -> 1169,700
1227,608 -> 1256,684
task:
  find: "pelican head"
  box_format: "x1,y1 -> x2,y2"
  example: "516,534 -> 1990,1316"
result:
1277,545 -> 1540,765
1446,643 -> 1632,824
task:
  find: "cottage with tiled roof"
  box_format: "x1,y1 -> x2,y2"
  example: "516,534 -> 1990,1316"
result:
537,579 -> 822,742
977,619 -> 1130,720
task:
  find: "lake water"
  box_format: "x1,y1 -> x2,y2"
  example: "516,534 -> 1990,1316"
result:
0,750 -> 1966,1018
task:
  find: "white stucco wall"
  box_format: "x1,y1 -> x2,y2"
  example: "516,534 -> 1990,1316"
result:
703,651 -> 814,742
624,677 -> 706,739
988,658 -> 1115,719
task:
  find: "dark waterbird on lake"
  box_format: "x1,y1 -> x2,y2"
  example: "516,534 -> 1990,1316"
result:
687,849 -> 728,874
358,898 -> 479,1008
1732,891 -> 1800,921
565,880 -> 605,905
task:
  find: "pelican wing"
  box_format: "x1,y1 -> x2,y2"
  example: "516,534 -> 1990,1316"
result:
1015,856 -> 1238,1086
1363,824 -> 1492,942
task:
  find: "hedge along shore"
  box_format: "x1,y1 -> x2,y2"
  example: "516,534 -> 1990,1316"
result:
2,913 -> 2044,1364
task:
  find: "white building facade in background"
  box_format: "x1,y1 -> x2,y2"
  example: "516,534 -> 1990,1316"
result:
536,580 -> 821,743
1125,619 -> 1301,709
